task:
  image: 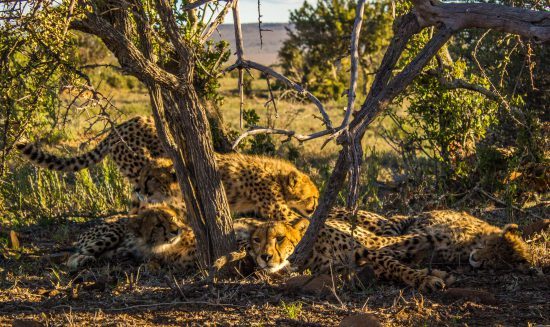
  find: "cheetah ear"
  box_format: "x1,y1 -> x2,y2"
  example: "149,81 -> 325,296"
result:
287,171 -> 301,188
233,218 -> 262,242
291,218 -> 310,235
502,224 -> 521,236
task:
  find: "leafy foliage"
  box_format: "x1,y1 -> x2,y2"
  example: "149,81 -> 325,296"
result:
279,0 -> 392,100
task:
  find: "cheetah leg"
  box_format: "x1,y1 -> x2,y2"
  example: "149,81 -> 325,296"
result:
356,248 -> 446,291
66,224 -> 125,270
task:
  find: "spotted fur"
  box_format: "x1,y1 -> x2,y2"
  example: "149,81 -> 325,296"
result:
137,154 -> 319,221
235,211 -> 451,292
66,202 -> 196,271
334,209 -> 534,272
18,116 -> 318,220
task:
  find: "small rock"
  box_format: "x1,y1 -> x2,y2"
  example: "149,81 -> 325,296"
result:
284,274 -> 333,297
442,287 -> 498,305
340,313 -> 381,327
12,319 -> 43,327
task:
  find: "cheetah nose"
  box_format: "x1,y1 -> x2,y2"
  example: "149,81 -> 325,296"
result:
260,254 -> 272,262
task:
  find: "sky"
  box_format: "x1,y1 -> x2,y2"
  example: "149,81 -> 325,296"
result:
223,0 -> 308,24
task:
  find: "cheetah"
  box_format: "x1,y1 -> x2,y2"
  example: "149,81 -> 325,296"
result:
137,155 -> 319,220
333,209 -> 534,272
17,116 -> 319,220
234,211 -> 451,291
17,116 -> 164,186
66,202 -> 197,271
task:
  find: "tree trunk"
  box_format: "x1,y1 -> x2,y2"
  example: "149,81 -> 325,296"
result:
70,7 -> 236,270
162,87 -> 235,268
147,83 -> 235,269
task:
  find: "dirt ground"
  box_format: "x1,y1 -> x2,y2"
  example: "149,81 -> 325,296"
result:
1,217 -> 549,327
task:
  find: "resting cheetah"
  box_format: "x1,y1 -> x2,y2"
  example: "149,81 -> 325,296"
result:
66,202 -> 197,271
137,155 -> 319,220
18,116 -> 319,220
333,209 -> 534,272
234,211 -> 451,291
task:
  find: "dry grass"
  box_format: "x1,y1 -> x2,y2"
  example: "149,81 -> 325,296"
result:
3,68 -> 549,326
1,222 -> 548,326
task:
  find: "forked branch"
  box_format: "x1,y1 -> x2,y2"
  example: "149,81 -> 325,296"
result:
290,0 -> 547,269
226,59 -> 334,130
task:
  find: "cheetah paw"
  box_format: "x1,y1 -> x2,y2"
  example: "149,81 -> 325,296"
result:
419,275 -> 446,292
430,269 -> 456,286
66,254 -> 96,271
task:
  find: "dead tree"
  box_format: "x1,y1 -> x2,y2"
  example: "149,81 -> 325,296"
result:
223,0 -> 549,268
69,0 -> 240,269
289,0 -> 549,268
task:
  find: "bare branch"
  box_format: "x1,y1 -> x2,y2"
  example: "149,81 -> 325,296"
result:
341,0 -> 365,130
183,0 -> 228,11
231,0 -> 246,129
70,14 -> 180,91
264,75 -> 278,118
231,127 -> 333,149
154,0 -> 193,73
351,27 -> 453,138
412,0 -> 550,43
227,59 -> 333,129
200,0 -> 235,42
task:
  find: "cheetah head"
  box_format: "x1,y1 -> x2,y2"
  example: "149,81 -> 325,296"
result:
129,206 -> 186,247
469,224 -> 533,272
282,171 -> 319,217
236,218 -> 309,273
136,158 -> 180,203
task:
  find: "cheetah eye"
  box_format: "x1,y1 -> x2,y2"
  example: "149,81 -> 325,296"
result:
253,237 -> 261,243
276,236 -> 285,243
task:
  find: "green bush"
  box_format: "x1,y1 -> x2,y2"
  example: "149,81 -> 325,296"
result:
278,0 -> 392,100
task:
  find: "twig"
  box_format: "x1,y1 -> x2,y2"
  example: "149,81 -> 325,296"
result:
51,301 -> 246,313
323,0 -> 366,151
232,0 -> 245,129
226,59 -> 333,129
264,75 -> 278,119
183,0 -> 228,11
342,0 -> 365,131
200,0 -> 234,42
232,127 -> 334,149
476,188 -> 542,219
257,0 -> 263,49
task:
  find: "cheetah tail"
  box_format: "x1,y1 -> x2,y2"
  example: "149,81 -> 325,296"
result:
16,138 -> 110,172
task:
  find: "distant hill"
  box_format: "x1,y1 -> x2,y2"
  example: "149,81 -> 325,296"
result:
211,23 -> 290,67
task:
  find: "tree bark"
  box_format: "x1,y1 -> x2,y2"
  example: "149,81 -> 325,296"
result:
160,87 -> 236,268
71,3 -> 236,269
